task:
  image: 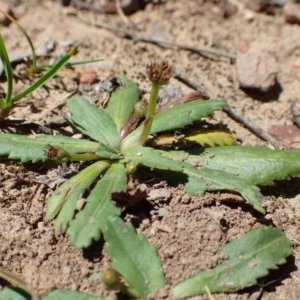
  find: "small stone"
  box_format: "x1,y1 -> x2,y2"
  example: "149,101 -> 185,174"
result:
283,3 -> 300,25
268,124 -> 300,147
80,68 -> 99,84
236,49 -> 278,92
62,265 -> 71,275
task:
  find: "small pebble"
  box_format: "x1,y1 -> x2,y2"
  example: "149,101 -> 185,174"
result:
236,48 -> 278,92
80,68 -> 99,84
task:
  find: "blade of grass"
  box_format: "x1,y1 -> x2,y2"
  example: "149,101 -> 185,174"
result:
41,58 -> 103,71
0,8 -> 38,71
0,28 -> 13,107
10,45 -> 78,104
64,58 -> 103,66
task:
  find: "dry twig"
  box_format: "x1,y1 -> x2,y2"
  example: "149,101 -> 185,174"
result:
94,21 -> 236,60
173,68 -> 212,99
174,70 -> 282,149
223,104 -> 282,149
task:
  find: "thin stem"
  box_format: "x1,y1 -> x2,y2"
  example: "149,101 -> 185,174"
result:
69,153 -> 101,161
138,82 -> 160,145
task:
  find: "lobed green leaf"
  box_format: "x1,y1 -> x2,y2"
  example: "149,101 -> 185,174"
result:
123,145 -> 183,172
103,216 -> 166,299
125,146 -> 264,213
180,146 -> 300,186
0,133 -> 99,163
122,100 -> 225,148
67,96 -> 119,150
107,75 -> 139,133
172,226 -> 291,298
45,161 -> 111,232
67,163 -> 127,248
183,165 -> 264,213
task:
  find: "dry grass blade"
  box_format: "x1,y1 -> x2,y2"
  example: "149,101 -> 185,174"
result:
0,266 -> 40,300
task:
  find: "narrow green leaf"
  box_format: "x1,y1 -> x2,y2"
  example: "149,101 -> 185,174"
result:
42,289 -> 104,300
0,9 -> 38,72
184,146 -> 300,186
183,164 -> 264,213
123,146 -> 183,172
45,161 -> 111,231
107,75 -> 139,132
11,46 -> 77,104
172,226 -> 291,298
67,96 -> 119,149
67,163 -> 127,248
123,100 -> 225,147
0,30 -> 13,107
0,133 -> 99,163
103,216 -> 166,299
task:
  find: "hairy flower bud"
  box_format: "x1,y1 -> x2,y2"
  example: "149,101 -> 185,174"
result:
146,61 -> 172,85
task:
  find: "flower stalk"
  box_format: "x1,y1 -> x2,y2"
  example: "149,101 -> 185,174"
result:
44,145 -> 100,163
138,61 -> 172,146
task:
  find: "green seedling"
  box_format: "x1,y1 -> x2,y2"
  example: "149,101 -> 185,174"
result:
0,61 -> 297,298
0,22 -> 77,120
1,9 -> 103,76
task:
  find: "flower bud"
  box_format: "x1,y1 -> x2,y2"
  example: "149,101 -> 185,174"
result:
146,61 -> 172,85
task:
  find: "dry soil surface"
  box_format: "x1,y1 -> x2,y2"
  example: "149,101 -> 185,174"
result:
1,1 -> 300,299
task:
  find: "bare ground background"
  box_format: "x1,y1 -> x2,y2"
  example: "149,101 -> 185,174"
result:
0,0 -> 300,299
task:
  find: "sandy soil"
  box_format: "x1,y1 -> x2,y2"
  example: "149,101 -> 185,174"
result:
1,0 -> 300,299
